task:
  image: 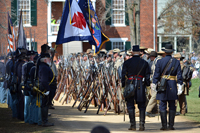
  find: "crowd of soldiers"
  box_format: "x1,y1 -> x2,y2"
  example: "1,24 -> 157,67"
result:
0,42 -> 196,130
0,44 -> 57,127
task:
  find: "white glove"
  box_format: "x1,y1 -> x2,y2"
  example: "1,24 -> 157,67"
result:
151,83 -> 157,92
177,84 -> 184,95
44,91 -> 50,96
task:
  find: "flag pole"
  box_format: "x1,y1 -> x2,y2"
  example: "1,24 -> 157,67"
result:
68,0 -> 71,24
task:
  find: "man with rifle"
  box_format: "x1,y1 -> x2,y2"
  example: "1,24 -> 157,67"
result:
152,44 -> 183,130
122,45 -> 150,131
49,48 -> 58,109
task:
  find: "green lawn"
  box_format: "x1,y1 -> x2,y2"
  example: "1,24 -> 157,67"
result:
184,78 -> 200,122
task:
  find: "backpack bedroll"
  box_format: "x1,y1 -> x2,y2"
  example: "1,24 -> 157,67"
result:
182,65 -> 193,81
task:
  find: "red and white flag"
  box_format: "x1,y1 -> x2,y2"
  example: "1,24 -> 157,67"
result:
7,12 -> 15,53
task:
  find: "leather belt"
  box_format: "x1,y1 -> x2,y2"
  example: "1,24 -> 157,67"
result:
161,75 -> 177,80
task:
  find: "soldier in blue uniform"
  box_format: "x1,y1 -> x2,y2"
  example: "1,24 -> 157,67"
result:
29,54 -> 43,125
0,56 -> 6,103
122,45 -> 150,131
152,43 -> 183,130
21,50 -> 37,123
38,53 -> 54,126
14,48 -> 27,121
6,52 -> 15,115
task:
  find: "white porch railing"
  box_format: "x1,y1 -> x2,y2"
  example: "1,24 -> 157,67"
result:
51,24 -> 60,34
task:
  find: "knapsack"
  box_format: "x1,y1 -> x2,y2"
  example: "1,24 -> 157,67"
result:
182,65 -> 193,81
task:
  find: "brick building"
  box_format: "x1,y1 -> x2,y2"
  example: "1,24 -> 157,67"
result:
0,0 -> 157,57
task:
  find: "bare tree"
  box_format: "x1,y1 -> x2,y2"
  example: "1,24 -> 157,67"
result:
158,0 -> 200,52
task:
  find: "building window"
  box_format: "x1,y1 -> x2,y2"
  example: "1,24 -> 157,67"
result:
18,0 -> 31,25
112,42 -> 125,50
112,0 -> 125,25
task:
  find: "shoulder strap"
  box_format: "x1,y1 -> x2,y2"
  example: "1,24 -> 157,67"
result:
167,58 -> 176,77
161,58 -> 173,76
136,60 -> 145,77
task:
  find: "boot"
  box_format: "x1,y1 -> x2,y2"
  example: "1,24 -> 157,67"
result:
168,110 -> 176,130
160,111 -> 167,130
139,110 -> 145,131
128,109 -> 136,130
41,106 -> 54,127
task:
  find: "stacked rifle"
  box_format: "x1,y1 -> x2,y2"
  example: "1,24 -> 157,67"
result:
54,54 -> 125,115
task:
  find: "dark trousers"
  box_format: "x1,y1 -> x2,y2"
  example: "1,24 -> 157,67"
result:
126,96 -> 146,111
17,93 -> 24,121
49,88 -> 56,106
41,96 -> 49,123
178,93 -> 186,114
159,100 -> 176,111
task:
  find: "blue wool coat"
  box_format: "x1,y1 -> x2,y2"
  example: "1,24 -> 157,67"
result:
38,62 -> 53,92
122,55 -> 150,102
153,55 -> 183,100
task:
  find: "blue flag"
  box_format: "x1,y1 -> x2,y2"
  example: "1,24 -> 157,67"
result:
56,0 -> 93,45
78,0 -> 109,54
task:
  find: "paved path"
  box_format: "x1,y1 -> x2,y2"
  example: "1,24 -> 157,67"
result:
49,100 -> 200,133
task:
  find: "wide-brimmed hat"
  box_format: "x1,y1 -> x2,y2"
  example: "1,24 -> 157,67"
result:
113,48 -> 120,53
145,48 -> 154,54
149,51 -> 157,57
86,49 -> 92,54
126,51 -> 132,56
100,49 -> 107,54
107,50 -> 113,56
157,50 -> 165,55
174,53 -> 185,60
162,43 -> 175,53
15,48 -> 27,58
140,46 -> 147,50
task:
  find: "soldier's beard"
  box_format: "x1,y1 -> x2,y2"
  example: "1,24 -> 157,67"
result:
47,61 -> 51,66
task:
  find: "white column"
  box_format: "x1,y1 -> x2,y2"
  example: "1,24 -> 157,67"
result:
48,0 -> 52,36
174,36 -> 177,53
189,35 -> 192,53
159,35 -> 162,51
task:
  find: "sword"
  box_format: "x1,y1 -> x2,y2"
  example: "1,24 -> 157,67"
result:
157,100 -> 160,120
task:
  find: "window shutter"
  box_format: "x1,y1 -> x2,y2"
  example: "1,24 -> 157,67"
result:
31,0 -> 37,26
125,41 -> 131,50
106,41 -> 112,51
106,0 -> 112,25
11,0 -> 17,26
31,42 -> 37,51
125,0 -> 129,26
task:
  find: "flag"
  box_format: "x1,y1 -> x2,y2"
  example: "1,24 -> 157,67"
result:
56,0 -> 93,45
78,0 -> 109,54
7,12 -> 15,53
17,9 -> 27,49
